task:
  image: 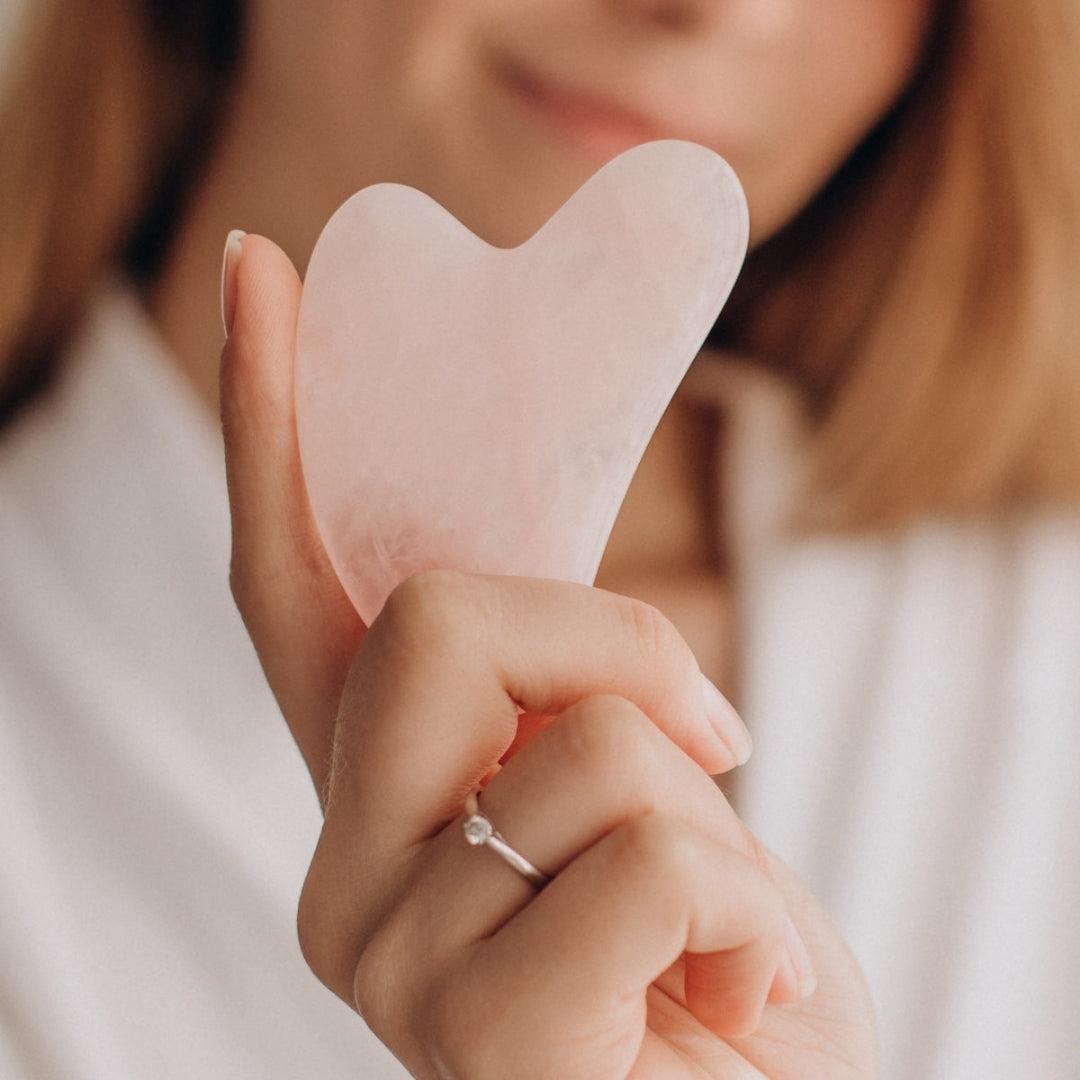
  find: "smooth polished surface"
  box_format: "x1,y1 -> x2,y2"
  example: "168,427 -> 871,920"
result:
295,140 -> 747,624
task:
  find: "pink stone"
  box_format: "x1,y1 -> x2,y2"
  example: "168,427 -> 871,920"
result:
295,140 -> 748,626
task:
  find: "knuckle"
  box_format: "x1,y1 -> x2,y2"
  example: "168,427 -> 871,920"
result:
299,868 -> 416,1048
295,866 -> 345,994
615,812 -> 706,885
735,820 -> 775,880
372,570 -> 489,664
618,593 -> 676,656
419,966 -> 494,1080
553,695 -> 655,779
611,817 -> 786,938
746,830 -> 770,873
351,926 -> 408,1041
296,850 -> 380,1008
227,557 -> 258,620
613,594 -> 697,680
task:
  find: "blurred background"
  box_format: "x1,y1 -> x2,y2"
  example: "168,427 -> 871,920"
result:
0,0 -> 25,72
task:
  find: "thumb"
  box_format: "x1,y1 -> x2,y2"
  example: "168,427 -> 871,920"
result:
220,231 -> 365,799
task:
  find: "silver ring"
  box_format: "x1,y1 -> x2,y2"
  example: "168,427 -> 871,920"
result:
462,792 -> 552,889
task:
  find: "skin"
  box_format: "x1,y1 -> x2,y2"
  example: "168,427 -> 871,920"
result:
155,0 -> 933,676
222,236 -> 879,1077
186,0 -> 936,1073
156,0 -> 934,412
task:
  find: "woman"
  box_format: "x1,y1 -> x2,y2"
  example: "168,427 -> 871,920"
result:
2,0 -> 1078,1076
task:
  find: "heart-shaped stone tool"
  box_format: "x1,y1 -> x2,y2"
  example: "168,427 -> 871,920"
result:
296,140 -> 748,626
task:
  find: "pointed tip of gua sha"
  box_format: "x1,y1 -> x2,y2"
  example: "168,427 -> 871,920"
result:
295,140 -> 749,626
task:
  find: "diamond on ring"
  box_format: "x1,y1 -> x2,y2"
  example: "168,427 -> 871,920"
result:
463,811 -> 493,846
462,792 -> 552,889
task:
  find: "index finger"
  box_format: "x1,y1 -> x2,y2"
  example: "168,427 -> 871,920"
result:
323,570 -> 748,859
220,233 -> 365,793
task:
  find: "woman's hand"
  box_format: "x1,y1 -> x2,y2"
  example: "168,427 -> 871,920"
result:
220,234 -> 878,1078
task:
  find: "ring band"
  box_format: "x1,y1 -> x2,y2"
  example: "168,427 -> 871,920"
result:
462,792 -> 552,889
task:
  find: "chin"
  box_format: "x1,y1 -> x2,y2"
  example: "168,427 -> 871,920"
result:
436,156 -> 598,248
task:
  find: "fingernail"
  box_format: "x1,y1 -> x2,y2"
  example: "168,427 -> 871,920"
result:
783,915 -> 817,999
220,229 -> 246,338
701,674 -> 752,766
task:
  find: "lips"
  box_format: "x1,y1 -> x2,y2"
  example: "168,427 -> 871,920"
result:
494,57 -> 698,164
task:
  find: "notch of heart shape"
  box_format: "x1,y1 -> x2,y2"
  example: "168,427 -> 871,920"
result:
295,139 -> 749,627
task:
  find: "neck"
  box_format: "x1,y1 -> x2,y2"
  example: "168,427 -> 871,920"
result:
595,392 -> 732,689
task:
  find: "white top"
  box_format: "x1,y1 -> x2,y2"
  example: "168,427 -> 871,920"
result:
0,289 -> 408,1078
1,290 -> 1078,1079
709,363 -> 1080,1079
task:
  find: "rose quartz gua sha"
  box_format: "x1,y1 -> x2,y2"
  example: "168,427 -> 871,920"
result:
295,140 -> 748,626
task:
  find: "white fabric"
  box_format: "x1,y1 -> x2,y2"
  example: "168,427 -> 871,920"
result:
0,289 -> 408,1078
2,291 -> 1078,1079
711,363 -> 1080,1080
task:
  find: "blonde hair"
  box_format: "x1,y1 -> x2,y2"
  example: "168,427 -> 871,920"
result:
715,0 -> 1080,528
1,0 -> 1078,528
0,0 -> 240,422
